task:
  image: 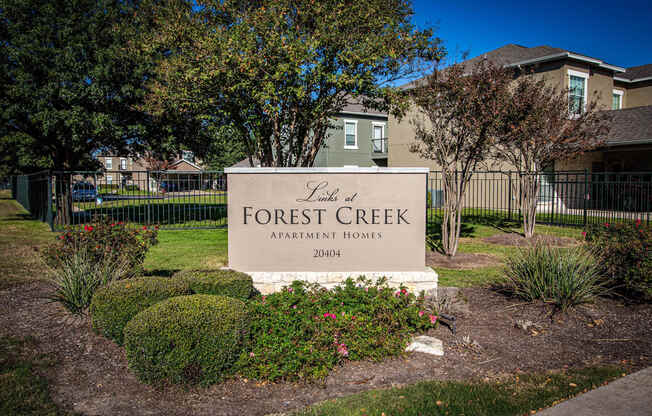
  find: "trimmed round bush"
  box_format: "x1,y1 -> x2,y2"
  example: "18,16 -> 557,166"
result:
90,277 -> 191,345
123,294 -> 248,385
173,269 -> 253,300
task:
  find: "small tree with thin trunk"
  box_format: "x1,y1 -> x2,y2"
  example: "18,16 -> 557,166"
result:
496,74 -> 611,238
410,61 -> 511,256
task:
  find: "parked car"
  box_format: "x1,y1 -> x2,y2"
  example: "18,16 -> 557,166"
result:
159,181 -> 179,193
72,182 -> 98,201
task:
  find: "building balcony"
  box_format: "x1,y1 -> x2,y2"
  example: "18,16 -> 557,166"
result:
371,138 -> 388,159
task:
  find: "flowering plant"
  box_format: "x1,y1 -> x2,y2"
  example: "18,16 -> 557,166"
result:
43,217 -> 159,279
584,221 -> 651,301
237,277 -> 438,381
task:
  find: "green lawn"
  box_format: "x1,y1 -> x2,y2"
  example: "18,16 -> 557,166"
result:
297,367 -> 625,416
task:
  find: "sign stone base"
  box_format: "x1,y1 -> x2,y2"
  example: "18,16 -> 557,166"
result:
238,267 -> 438,295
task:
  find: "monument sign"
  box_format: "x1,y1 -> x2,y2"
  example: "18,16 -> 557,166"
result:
226,167 -> 437,293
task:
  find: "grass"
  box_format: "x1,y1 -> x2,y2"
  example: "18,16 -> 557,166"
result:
143,228 -> 228,273
0,191 -> 54,289
296,367 -> 625,416
0,336 -> 73,416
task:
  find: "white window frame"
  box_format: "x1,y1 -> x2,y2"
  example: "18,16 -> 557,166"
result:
612,89 -> 623,110
371,121 -> 386,152
105,157 -> 112,170
568,69 -> 588,116
120,158 -> 127,170
343,119 -> 358,150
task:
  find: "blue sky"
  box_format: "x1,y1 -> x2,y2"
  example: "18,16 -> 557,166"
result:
412,0 -> 652,69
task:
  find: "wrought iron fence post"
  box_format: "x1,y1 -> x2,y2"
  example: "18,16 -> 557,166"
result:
146,170 -> 151,226
47,172 -> 53,230
583,168 -> 588,227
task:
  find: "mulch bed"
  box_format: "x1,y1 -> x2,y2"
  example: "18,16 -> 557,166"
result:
426,251 -> 502,269
482,233 -> 580,247
1,282 -> 650,416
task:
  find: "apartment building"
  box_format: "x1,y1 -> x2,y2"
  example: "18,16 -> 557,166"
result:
389,44 -> 652,173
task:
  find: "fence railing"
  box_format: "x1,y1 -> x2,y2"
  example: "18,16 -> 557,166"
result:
427,170 -> 652,227
12,169 -> 652,232
12,170 -> 227,231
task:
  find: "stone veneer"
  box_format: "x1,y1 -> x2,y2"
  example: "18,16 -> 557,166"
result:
242,268 -> 438,295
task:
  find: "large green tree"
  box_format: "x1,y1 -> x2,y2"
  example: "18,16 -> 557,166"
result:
141,0 -> 444,167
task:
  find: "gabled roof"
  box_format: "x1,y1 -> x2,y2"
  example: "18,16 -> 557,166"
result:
339,96 -> 387,117
169,158 -> 202,171
606,105 -> 652,146
615,64 -> 652,83
400,44 -> 626,89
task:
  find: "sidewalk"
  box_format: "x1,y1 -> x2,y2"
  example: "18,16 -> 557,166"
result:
538,367 -> 652,416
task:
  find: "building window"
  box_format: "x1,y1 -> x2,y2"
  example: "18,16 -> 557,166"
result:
372,122 -> 386,153
106,175 -> 113,185
120,158 -> 127,170
344,120 -> 358,149
612,90 -> 623,110
105,158 -> 112,170
568,70 -> 588,115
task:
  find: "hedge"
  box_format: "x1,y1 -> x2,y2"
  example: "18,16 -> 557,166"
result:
89,276 -> 191,345
123,294 -> 249,385
173,269 -> 253,300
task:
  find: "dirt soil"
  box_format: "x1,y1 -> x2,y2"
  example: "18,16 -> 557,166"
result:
482,233 -> 580,247
426,251 -> 502,269
1,282 -> 650,416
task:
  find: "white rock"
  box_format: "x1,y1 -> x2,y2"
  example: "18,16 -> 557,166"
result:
405,336 -> 444,356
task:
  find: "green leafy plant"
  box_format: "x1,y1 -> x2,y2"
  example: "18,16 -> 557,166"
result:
123,294 -> 249,386
173,269 -> 253,300
584,221 -> 652,301
504,243 -> 605,310
48,249 -> 131,315
90,277 -> 191,345
237,277 -> 438,382
43,217 -> 158,278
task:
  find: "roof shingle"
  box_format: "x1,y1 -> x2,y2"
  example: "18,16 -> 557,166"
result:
606,105 -> 652,146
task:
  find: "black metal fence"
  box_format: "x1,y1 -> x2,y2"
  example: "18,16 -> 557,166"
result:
12,170 -> 227,231
427,170 -> 652,227
11,169 -> 652,231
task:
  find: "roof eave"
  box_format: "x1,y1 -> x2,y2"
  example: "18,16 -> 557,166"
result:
614,75 -> 652,83
506,52 -> 626,73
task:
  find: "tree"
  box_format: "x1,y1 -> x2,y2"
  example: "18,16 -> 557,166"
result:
141,0 -> 444,167
0,0 -> 156,222
409,62 -> 512,256
496,74 -> 611,238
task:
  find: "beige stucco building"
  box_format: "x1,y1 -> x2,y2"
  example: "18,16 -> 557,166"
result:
389,44 -> 652,173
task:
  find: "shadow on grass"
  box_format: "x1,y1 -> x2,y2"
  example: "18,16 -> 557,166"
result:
426,222 -> 478,253
143,269 -> 180,278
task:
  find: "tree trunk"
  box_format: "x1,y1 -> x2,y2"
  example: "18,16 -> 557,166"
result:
521,173 -> 540,238
441,171 -> 465,257
54,172 -> 72,228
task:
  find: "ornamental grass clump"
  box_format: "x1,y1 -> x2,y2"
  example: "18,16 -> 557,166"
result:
124,295 -> 249,385
237,277 -> 439,382
504,243 -> 605,311
48,249 -> 131,315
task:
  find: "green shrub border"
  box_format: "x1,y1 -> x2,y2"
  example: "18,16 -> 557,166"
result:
174,269 -> 253,300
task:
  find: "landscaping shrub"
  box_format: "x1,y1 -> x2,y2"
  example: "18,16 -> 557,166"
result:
236,277 -> 438,382
124,295 -> 248,385
49,249 -> 131,315
90,277 -> 191,345
504,243 -> 605,310
174,269 -> 253,300
43,217 -> 158,278
584,221 -> 652,301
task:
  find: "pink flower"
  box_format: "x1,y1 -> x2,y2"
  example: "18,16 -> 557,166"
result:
249,352 -> 255,358
287,287 -> 293,293
636,219 -> 641,227
323,313 -> 336,319
337,343 -> 349,356
292,305 -> 297,309
604,223 -> 610,227
59,235 -> 65,240
364,287 -> 369,292
419,310 -> 424,317
142,226 -> 147,230
429,315 -> 438,324
261,295 -> 266,303
581,231 -> 587,238
401,288 -> 407,295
